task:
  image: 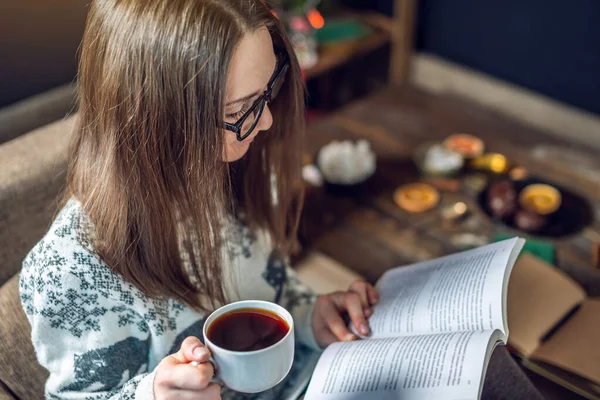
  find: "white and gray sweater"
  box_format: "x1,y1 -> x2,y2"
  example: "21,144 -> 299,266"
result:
19,199 -> 320,399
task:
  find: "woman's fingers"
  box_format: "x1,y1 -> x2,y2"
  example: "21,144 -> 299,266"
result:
163,362 -> 215,391
169,384 -> 221,400
317,295 -> 356,342
197,383 -> 222,399
349,280 -> 379,317
177,336 -> 211,364
155,337 -> 220,399
331,291 -> 370,336
159,336 -> 214,390
349,281 -> 371,315
367,284 -> 379,305
349,281 -> 379,306
313,284 -> 380,347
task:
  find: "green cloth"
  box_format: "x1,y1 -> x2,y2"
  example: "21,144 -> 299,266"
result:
315,18 -> 371,44
493,233 -> 555,264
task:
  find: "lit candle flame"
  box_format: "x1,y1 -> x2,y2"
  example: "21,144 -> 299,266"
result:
308,9 -> 325,29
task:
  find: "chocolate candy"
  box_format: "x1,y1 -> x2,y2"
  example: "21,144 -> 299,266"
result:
487,180 -> 517,219
515,209 -> 547,232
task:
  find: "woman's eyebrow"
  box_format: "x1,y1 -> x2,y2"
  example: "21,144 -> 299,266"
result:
225,58 -> 278,107
226,91 -> 260,107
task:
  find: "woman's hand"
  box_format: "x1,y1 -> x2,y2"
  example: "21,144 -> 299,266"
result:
154,337 -> 221,400
311,280 -> 379,348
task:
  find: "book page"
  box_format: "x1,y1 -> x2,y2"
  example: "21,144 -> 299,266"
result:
304,330 -> 505,400
507,253 -> 585,357
531,299 -> 600,386
365,238 -> 524,339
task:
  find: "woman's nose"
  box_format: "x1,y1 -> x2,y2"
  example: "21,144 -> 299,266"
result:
257,103 -> 273,132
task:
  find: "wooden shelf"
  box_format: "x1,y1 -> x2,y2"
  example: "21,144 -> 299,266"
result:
302,12 -> 393,81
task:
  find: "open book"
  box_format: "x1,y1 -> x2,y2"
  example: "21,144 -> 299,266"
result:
304,237 -> 525,400
507,253 -> 600,400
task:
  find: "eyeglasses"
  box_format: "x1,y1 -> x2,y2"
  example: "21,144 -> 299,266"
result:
223,52 -> 290,141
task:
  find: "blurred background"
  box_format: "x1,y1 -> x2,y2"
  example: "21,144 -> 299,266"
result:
1,1 -> 600,400
1,0 -> 599,145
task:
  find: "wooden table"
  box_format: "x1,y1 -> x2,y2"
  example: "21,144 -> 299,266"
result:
298,85 -> 600,399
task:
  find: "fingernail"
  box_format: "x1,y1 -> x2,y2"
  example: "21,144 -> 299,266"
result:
346,333 -> 357,341
360,324 -> 369,335
364,308 -> 372,317
193,347 -> 207,358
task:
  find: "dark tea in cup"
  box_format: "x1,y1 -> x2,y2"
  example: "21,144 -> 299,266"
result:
203,300 -> 295,392
207,307 -> 290,352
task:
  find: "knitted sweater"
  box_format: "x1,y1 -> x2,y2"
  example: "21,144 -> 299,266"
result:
19,199 -> 320,399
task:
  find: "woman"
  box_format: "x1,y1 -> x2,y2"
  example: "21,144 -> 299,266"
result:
19,1 -> 377,398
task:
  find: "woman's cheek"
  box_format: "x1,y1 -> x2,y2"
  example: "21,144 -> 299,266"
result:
223,140 -> 250,162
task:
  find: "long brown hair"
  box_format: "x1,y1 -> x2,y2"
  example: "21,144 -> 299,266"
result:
65,0 -> 305,311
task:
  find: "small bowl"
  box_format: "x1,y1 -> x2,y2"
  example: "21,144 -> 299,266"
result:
316,160 -> 375,196
321,176 -> 373,196
393,183 -> 440,213
315,143 -> 376,196
443,133 -> 485,159
413,141 -> 464,177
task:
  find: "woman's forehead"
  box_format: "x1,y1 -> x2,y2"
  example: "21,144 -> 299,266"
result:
226,29 -> 276,106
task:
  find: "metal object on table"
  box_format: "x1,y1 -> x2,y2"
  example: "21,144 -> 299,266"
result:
470,153 -> 510,174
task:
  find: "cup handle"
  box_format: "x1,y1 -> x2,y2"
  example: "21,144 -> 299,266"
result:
190,358 -> 224,385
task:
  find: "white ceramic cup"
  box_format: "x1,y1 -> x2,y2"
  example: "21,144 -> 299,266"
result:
202,300 -> 295,393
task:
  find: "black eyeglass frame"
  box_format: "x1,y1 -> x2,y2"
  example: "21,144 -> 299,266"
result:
222,52 -> 290,141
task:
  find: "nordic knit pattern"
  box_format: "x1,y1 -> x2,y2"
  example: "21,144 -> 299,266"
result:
20,199 -> 319,399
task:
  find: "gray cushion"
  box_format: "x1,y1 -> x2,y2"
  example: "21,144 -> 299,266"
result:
0,84 -> 77,145
0,115 -> 76,286
0,379 -> 17,400
0,0 -> 87,131
0,274 -> 48,399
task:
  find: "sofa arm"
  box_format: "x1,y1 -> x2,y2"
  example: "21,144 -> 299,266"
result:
0,379 -> 17,400
0,274 -> 49,399
0,115 -> 76,286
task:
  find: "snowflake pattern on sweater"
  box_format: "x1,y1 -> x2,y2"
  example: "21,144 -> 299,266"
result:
20,199 -> 319,399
